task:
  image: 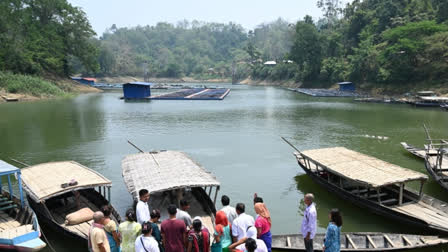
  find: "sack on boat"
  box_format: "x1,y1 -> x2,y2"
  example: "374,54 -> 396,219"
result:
65,207 -> 94,225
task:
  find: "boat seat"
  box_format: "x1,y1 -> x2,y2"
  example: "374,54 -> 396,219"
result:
0,201 -> 14,207
381,198 -> 398,205
0,204 -> 18,212
350,188 -> 368,194
367,193 -> 388,199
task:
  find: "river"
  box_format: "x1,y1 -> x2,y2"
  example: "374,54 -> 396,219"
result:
0,83 -> 447,251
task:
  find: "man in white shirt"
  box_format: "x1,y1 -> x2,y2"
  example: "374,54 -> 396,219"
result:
232,203 -> 255,242
229,226 -> 268,252
176,199 -> 192,228
220,195 -> 238,224
135,221 -> 160,252
136,189 -> 151,225
301,193 -> 317,252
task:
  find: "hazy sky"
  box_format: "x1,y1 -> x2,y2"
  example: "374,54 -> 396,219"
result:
68,0 -> 324,35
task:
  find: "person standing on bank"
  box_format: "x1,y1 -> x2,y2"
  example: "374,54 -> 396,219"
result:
232,203 -> 255,242
89,211 -> 110,252
161,204 -> 187,252
135,221 -> 160,252
254,203 -> 272,252
137,189 -> 151,225
220,195 -> 238,224
150,209 -> 164,252
119,209 -> 142,252
176,199 -> 193,228
322,209 -> 343,252
301,193 -> 317,252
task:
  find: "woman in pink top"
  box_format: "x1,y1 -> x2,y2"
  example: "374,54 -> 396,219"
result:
254,203 -> 271,252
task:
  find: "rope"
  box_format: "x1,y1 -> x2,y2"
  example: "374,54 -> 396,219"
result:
39,224 -> 58,252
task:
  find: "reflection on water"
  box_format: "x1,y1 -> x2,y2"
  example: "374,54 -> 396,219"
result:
0,84 -> 447,252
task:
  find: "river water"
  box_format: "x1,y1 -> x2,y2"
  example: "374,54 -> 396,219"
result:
0,83 -> 447,251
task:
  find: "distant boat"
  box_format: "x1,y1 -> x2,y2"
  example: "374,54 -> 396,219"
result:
0,160 -> 46,251
21,161 -> 121,241
272,233 -> 448,251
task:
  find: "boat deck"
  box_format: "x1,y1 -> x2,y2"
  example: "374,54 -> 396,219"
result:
0,211 -> 33,239
427,156 -> 448,175
49,194 -> 99,239
149,88 -> 230,100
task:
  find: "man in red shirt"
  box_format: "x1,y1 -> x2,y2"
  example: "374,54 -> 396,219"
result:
161,204 -> 187,252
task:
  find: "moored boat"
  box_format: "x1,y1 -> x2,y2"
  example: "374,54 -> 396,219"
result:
424,142 -> 448,192
122,150 -> 220,233
282,138 -> 448,234
272,232 -> 448,251
0,160 -> 46,252
20,161 -> 121,241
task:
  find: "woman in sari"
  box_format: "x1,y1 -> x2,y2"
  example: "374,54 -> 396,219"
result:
101,205 -> 121,252
215,211 -> 232,252
187,217 -> 210,252
119,208 -> 141,252
254,203 -> 271,252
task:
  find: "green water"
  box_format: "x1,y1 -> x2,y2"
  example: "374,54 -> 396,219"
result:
0,84 -> 447,251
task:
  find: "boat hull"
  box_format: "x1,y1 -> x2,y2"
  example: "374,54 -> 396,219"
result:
424,157 -> 448,192
296,159 -> 447,235
272,233 -> 448,251
27,189 -> 121,242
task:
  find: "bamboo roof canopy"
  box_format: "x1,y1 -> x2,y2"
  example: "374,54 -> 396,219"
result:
21,161 -> 111,202
297,147 -> 428,188
122,151 -> 220,200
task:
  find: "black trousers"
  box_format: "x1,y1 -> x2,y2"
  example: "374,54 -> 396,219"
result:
304,238 -> 313,252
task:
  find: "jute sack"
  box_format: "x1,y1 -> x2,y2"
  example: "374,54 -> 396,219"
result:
65,207 -> 94,225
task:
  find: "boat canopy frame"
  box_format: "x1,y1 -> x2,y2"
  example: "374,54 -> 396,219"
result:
20,161 -> 112,203
295,147 -> 428,206
122,151 -> 221,204
0,160 -> 24,208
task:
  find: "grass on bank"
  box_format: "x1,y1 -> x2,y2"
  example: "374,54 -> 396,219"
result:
0,71 -> 64,97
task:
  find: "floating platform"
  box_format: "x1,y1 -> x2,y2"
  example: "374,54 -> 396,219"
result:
149,88 -> 230,100
289,88 -> 359,97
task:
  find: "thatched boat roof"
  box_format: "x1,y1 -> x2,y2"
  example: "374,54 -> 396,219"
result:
298,147 -> 427,188
122,151 -> 220,200
21,161 -> 111,202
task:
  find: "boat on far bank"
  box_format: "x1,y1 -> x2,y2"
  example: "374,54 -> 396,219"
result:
20,161 -> 121,241
0,160 -> 46,252
272,233 -> 448,251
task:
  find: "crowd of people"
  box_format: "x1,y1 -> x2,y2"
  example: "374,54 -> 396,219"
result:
88,190 -> 342,252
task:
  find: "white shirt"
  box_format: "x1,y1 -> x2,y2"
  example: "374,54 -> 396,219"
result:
220,205 -> 238,224
232,213 -> 255,240
136,200 -> 150,225
176,208 -> 192,227
301,202 -> 317,239
236,239 -> 268,252
135,235 -> 160,252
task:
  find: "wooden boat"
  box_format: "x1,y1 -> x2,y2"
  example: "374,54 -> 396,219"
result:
400,142 -> 428,159
424,142 -> 448,192
282,138 -> 448,234
272,233 -> 448,251
20,161 -> 121,241
0,160 -> 46,252
122,150 -> 220,233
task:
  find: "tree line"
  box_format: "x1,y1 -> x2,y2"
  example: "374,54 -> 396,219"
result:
2,0 -> 448,87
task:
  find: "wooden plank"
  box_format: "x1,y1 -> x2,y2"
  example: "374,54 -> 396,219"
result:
346,234 -> 357,249
366,235 -> 377,248
384,234 -> 395,247
286,236 -> 291,247
402,235 -> 413,246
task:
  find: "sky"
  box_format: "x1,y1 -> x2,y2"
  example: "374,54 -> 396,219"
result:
67,0 -> 324,35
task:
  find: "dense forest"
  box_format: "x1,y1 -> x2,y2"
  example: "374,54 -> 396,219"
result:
1,0 -> 448,90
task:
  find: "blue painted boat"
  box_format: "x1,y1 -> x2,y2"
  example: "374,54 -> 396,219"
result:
0,160 -> 46,252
